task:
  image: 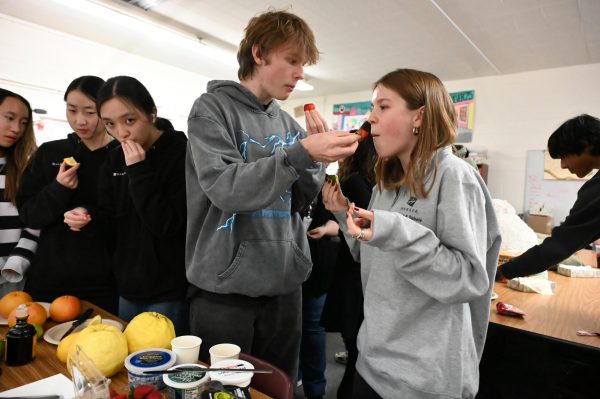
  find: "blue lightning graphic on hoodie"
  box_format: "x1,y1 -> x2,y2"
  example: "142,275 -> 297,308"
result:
239,131 -> 302,160
216,130 -> 301,231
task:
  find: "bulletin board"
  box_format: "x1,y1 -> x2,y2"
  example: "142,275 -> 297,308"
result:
332,101 -> 371,131
450,90 -> 475,143
524,150 -> 586,225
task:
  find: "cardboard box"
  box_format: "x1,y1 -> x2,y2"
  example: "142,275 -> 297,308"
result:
526,214 -> 553,235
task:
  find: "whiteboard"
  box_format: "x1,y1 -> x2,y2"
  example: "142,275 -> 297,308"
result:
524,150 -> 586,226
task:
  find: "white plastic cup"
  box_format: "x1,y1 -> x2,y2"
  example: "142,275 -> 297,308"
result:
171,335 -> 202,365
209,343 -> 241,365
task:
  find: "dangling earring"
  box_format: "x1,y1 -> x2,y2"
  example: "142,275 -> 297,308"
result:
412,126 -> 420,136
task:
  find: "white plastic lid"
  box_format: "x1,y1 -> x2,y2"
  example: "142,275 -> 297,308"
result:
125,348 -> 176,374
15,303 -> 28,319
163,363 -> 209,389
209,359 -> 254,387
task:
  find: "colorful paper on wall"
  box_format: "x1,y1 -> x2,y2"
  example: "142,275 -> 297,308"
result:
332,101 -> 371,131
450,90 -> 475,143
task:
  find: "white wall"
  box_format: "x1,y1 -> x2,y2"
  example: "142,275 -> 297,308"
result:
0,14 -> 210,137
282,63 -> 600,218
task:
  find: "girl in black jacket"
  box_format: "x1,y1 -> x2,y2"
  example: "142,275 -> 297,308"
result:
17,76 -> 118,312
68,76 -> 189,334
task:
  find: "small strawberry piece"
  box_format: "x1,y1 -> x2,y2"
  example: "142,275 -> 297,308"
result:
303,103 -> 315,112
145,392 -> 163,399
134,385 -> 156,399
356,128 -> 369,142
109,389 -> 119,399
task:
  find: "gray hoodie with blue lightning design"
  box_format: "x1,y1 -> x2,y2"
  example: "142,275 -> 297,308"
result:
185,80 -> 324,297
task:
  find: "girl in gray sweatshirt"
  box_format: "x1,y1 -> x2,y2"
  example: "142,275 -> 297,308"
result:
323,69 -> 501,399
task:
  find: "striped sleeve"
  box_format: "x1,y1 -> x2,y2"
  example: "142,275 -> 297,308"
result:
0,159 -> 40,283
8,227 -> 39,261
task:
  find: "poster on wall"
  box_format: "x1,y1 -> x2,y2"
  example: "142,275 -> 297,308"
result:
332,101 -> 371,131
450,90 -> 475,143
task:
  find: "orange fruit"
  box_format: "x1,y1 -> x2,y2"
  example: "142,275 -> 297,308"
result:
50,295 -> 82,322
0,291 -> 33,317
7,302 -> 48,327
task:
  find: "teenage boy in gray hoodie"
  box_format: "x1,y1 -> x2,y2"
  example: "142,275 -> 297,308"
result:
323,69 -> 501,399
185,10 -> 359,378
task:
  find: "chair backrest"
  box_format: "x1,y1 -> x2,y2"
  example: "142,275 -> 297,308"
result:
239,352 -> 294,399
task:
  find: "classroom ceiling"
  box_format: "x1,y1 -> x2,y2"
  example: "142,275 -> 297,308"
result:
2,0 -> 599,98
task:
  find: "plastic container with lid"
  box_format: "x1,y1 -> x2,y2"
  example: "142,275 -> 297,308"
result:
125,348 -> 176,391
208,359 -> 254,387
163,363 -> 209,398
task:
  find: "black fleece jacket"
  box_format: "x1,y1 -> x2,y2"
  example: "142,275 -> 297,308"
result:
16,134 -> 118,308
96,128 -> 188,302
502,170 -> 600,279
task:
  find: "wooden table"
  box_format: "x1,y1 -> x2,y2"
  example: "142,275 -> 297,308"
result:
0,301 -> 271,398
490,271 -> 600,350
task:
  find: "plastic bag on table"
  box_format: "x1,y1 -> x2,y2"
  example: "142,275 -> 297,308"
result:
68,344 -> 111,399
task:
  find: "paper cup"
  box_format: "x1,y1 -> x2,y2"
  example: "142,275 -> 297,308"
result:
209,343 -> 241,365
171,335 -> 202,365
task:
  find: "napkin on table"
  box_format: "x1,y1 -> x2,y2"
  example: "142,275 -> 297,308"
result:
557,264 -> 600,278
507,277 -> 556,295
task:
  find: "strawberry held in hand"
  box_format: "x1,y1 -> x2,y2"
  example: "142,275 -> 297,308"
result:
303,103 -> 316,112
355,128 -> 369,142
352,120 -> 371,143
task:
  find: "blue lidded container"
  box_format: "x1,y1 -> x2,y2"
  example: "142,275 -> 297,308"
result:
125,348 -> 176,391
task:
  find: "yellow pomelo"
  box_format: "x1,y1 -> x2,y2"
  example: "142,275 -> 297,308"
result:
56,332 -> 80,363
67,324 -> 128,377
124,312 -> 175,353
88,315 -> 102,326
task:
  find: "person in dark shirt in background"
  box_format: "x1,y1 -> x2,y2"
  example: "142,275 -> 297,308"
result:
320,121 -> 377,399
499,114 -> 600,280
300,192 -> 339,399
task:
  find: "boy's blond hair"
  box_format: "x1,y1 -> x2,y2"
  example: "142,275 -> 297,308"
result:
237,10 -> 319,80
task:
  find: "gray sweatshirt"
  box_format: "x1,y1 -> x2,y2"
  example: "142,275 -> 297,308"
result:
337,146 -> 500,398
185,80 -> 324,297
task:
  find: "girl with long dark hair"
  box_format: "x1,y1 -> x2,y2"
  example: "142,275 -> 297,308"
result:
17,76 -> 118,312
0,89 -> 38,295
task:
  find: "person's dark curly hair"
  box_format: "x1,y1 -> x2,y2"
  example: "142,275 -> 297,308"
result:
547,114 -> 600,158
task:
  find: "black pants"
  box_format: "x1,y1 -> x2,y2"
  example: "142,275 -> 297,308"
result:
352,372 -> 383,399
189,288 -> 302,379
337,336 -> 359,399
